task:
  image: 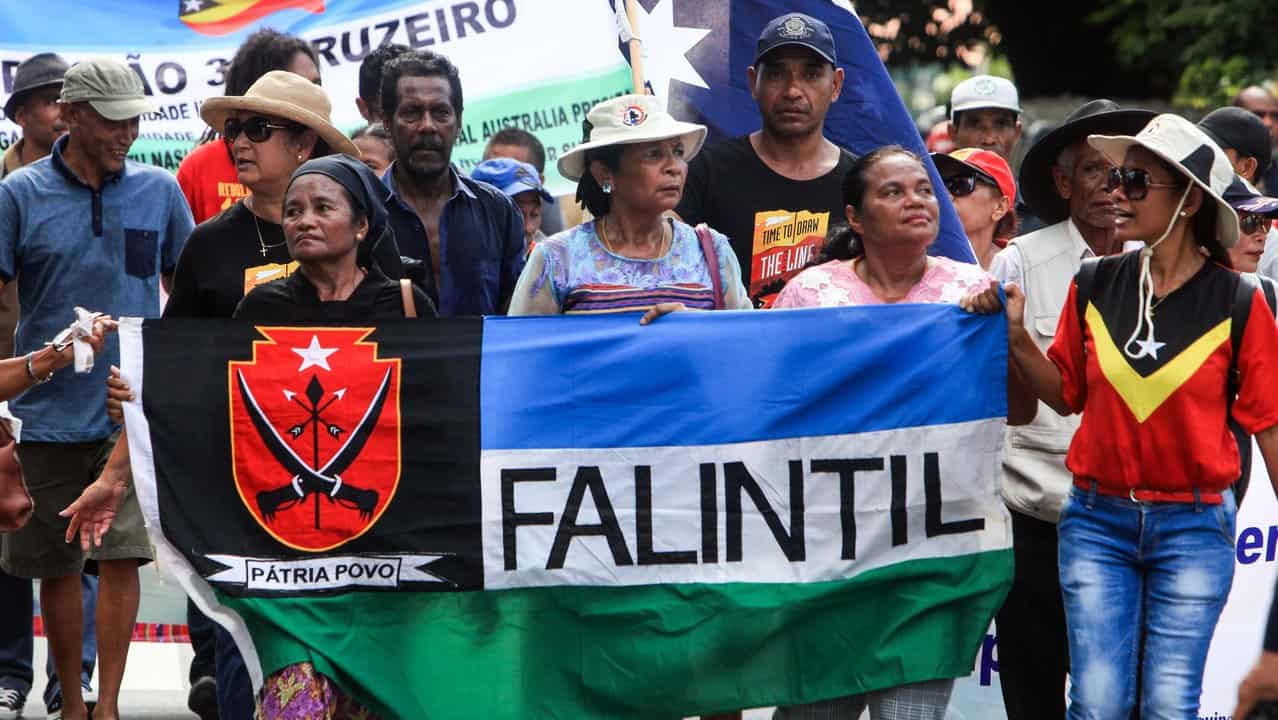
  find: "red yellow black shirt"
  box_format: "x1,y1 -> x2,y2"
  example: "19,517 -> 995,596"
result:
1047,252 -> 1278,494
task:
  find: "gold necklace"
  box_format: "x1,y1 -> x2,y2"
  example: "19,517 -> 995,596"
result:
599,217 -> 670,258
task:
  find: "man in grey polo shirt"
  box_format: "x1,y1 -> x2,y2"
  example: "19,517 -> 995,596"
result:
0,59 -> 192,720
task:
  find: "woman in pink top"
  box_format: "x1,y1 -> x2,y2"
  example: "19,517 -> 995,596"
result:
773,145 -> 1031,720
774,146 -> 992,310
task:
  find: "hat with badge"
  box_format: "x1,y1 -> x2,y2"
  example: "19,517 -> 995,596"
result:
471,157 -> 554,202
950,75 -> 1021,120
557,94 -> 707,182
4,53 -> 70,120
59,58 -> 154,121
754,12 -> 837,65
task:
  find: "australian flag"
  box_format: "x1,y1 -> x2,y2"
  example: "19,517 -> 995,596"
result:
614,0 -> 976,264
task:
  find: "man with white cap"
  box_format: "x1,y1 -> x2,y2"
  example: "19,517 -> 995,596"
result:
0,58 -> 193,720
947,75 -> 1046,234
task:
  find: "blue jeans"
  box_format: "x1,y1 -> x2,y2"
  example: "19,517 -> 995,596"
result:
0,569 -> 97,702
1058,486 -> 1235,720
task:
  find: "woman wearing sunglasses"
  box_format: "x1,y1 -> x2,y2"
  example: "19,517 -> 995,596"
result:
163,70 -> 404,319
965,114 -> 1278,719
931,148 -> 1017,269
1223,181 -> 1278,276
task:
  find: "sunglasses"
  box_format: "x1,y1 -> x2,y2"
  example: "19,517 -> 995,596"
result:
1240,212 -> 1274,235
1104,167 -> 1181,201
943,174 -> 997,198
223,116 -> 295,145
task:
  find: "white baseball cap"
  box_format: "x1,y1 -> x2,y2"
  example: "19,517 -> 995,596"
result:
950,75 -> 1021,120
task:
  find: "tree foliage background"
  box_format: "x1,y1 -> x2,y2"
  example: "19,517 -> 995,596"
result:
854,0 -> 1278,106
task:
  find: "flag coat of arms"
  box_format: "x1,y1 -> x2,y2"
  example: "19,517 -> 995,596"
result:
123,308 -> 1012,718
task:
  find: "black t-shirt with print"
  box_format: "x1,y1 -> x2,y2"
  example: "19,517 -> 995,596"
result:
165,200 -> 405,319
676,135 -> 856,307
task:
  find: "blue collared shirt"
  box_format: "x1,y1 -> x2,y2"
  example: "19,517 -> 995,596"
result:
381,164 -> 525,316
0,135 -> 193,441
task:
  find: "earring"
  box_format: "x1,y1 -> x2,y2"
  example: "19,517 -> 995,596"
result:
356,234 -> 364,241
297,154 -> 304,162
601,182 -> 613,194
1179,211 -> 1187,216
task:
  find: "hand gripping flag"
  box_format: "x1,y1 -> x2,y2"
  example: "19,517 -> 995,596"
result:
123,309 -> 1011,718
614,0 -> 977,264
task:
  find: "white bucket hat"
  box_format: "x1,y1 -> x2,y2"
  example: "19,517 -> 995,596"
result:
1087,113 -> 1241,362
1088,113 -> 1239,249
557,94 -> 707,182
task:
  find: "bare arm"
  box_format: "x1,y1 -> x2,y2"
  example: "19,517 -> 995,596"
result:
1257,424 -> 1278,502
1008,323 -> 1071,416
962,281 -> 1071,417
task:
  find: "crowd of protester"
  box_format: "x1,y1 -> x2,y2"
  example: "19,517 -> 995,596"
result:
0,9 -> 1276,720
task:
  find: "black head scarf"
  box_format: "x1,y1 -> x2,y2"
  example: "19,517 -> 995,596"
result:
286,155 -> 392,270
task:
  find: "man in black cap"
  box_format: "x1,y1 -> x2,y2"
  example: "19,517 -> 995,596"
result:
987,99 -> 1153,720
676,11 -> 856,308
1198,106 -> 1278,280
0,51 -> 104,720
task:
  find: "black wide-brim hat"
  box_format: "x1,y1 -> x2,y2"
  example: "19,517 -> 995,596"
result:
1019,99 -> 1156,225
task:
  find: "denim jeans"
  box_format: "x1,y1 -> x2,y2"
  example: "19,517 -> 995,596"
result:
1058,486 -> 1236,720
0,569 -> 96,703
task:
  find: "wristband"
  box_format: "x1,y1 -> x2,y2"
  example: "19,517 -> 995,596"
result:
25,352 -> 52,384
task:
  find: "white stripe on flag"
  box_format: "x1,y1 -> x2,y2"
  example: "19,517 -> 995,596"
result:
481,418 -> 1010,590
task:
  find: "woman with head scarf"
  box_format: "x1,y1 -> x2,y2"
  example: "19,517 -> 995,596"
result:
966,114 -> 1278,719
236,155 -> 434,320
508,94 -> 751,321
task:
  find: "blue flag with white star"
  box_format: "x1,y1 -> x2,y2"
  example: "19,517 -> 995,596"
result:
616,0 -> 976,264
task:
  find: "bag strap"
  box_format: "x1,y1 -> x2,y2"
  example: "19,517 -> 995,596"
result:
1074,256 -> 1102,336
400,278 -> 417,319
694,223 -> 725,310
1227,273 -> 1272,399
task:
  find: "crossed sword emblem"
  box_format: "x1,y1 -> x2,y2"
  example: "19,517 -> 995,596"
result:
234,367 -> 391,527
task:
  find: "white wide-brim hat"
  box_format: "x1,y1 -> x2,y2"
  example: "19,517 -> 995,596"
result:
1088,113 -> 1239,248
201,70 -> 359,159
557,94 -> 707,181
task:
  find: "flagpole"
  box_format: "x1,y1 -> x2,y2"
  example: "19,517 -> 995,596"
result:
625,0 -> 647,93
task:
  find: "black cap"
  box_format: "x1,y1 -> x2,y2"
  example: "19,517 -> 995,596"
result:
755,13 -> 836,65
4,53 -> 70,120
1198,106 -> 1273,177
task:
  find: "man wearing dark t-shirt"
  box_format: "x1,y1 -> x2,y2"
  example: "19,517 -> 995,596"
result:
676,12 -> 855,308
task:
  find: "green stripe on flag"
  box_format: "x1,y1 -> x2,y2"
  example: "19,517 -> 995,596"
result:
218,549 -> 1011,718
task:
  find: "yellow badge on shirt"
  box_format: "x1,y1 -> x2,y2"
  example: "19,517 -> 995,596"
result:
243,262 -> 299,295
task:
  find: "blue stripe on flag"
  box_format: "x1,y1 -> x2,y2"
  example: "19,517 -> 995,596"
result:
480,305 -> 1007,451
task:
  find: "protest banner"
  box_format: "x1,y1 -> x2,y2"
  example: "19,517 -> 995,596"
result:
121,306 -> 1013,717
0,0 -> 634,189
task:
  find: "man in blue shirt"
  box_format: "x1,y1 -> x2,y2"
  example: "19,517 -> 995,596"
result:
378,50 -> 525,316
0,58 -> 192,720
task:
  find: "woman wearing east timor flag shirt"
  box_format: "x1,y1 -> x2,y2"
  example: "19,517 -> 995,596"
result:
965,114 -> 1278,720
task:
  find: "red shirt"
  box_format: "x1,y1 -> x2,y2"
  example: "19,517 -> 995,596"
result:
176,140 -> 248,224
1048,253 -> 1278,494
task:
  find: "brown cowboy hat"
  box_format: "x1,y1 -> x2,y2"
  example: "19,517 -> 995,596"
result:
201,71 -> 358,158
1019,99 -> 1155,225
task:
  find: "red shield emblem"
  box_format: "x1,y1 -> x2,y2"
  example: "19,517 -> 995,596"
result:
228,327 -> 401,552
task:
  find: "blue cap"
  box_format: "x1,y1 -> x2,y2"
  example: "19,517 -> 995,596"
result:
471,157 -> 553,202
755,12 -> 836,65
1223,176 -> 1278,216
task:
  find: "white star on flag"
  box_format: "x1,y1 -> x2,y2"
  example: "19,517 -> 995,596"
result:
292,335 -> 338,372
629,0 -> 711,103
183,0 -> 205,12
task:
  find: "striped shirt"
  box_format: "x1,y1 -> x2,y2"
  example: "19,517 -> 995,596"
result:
508,218 -> 751,315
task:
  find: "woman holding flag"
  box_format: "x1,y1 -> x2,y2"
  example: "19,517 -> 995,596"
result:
507,94 -> 751,320
772,145 -> 1030,719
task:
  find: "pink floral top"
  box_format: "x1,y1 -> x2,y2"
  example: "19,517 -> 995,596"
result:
773,256 -> 993,308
